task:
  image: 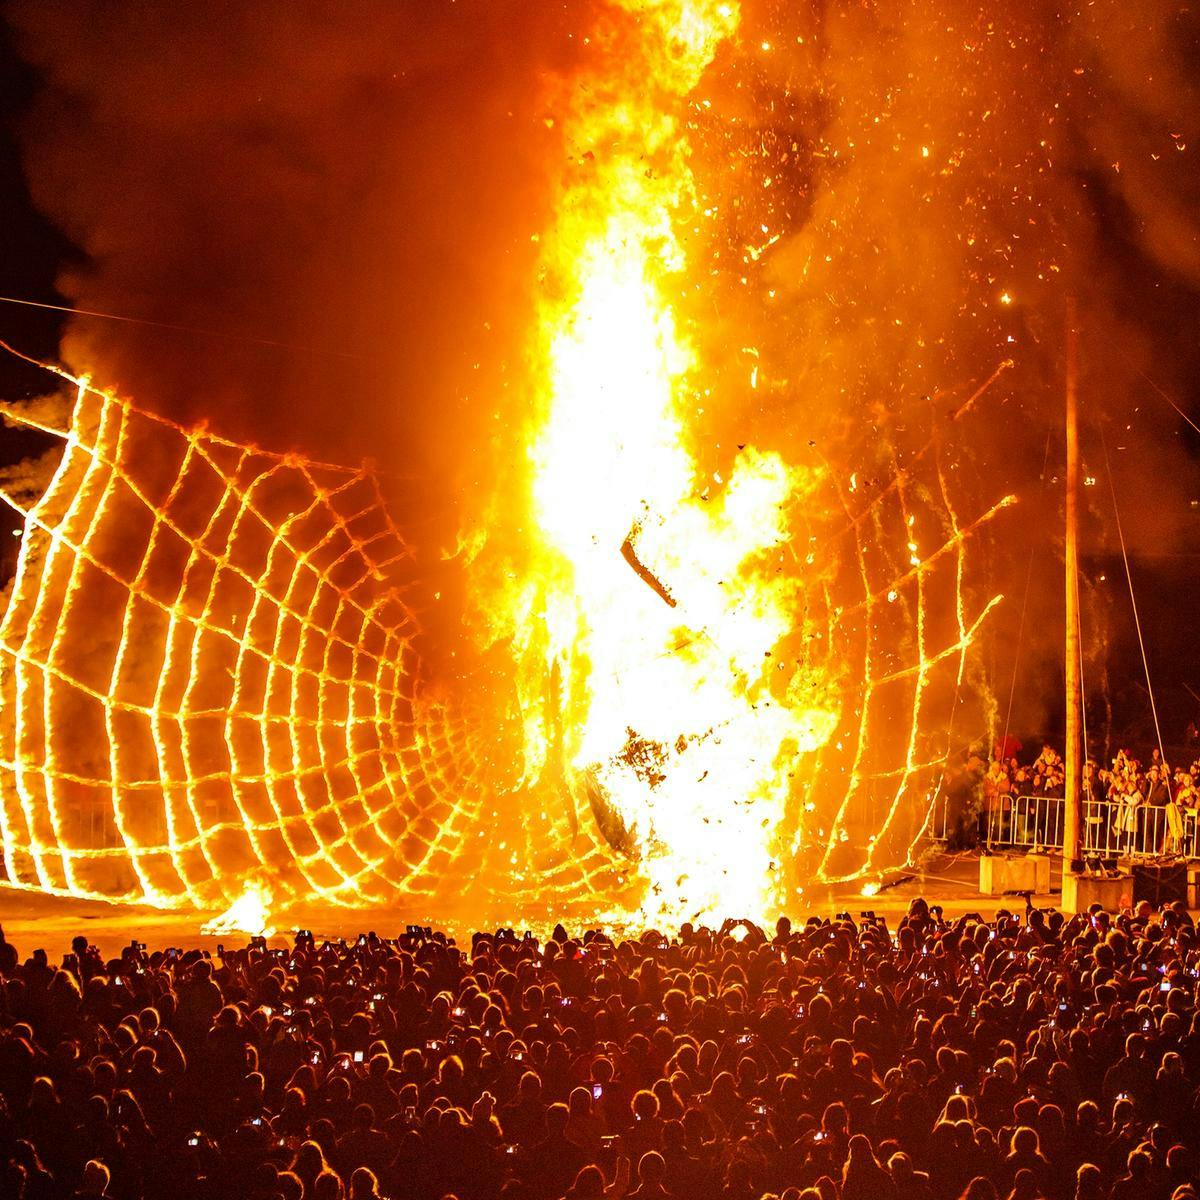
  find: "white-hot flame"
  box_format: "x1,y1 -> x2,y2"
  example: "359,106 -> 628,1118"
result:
201,884 -> 275,939
513,0 -> 839,924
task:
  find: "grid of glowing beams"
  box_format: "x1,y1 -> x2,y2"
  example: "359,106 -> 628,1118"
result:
0,362 -> 424,907
792,367 -> 1016,886
0,346 -> 1010,916
0,351 -> 635,913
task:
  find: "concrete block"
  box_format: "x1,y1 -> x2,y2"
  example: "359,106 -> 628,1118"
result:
1061,872 -> 1129,914
1026,853 -> 1052,893
979,854 -> 1043,896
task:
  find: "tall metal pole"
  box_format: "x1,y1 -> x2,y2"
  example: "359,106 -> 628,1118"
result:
1063,300 -> 1082,870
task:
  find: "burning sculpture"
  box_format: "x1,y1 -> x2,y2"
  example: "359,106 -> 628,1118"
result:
0,0 -> 1015,923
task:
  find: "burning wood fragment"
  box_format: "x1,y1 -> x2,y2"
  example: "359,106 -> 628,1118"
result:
620,526 -> 678,608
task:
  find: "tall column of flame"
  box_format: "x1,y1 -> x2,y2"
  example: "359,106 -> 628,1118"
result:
519,0 -> 839,924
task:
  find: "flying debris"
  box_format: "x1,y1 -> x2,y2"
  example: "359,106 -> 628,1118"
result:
620,527 -> 678,609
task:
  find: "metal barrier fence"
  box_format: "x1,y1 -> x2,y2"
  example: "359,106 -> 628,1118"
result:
983,794 -> 1200,860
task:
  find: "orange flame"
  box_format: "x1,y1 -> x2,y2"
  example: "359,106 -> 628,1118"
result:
507,0 -> 840,924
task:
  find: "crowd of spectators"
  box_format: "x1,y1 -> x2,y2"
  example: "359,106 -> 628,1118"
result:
2,900 -> 1200,1200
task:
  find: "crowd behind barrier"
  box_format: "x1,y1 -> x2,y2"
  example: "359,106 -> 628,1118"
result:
2,901 -> 1200,1200
981,795 -> 1200,861
977,745 -> 1200,858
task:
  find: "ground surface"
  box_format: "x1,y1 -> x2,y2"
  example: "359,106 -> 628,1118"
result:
0,851 -> 1062,957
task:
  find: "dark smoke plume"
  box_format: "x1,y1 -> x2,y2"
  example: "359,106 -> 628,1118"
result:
679,0 -> 1200,743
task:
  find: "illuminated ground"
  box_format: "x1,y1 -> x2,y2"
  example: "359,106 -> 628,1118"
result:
0,851 -> 1061,957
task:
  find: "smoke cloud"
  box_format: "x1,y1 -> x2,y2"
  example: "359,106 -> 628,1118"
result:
7,0 -> 587,556
7,0 -> 1200,744
679,0 -> 1200,742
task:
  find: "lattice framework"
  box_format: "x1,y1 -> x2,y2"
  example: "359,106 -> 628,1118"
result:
784,363 -> 1016,885
0,347 -> 1014,914
0,352 -> 450,907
